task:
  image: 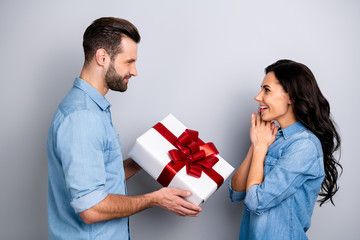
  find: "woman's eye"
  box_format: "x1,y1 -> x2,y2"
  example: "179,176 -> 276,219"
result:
265,88 -> 270,92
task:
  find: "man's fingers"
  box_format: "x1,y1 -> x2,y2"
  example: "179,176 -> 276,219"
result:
179,198 -> 202,212
176,205 -> 201,217
174,190 -> 202,214
172,188 -> 192,198
164,188 -> 202,213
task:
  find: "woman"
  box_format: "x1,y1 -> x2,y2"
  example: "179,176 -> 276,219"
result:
229,59 -> 342,240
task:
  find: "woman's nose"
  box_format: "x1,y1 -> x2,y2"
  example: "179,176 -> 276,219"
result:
254,91 -> 263,102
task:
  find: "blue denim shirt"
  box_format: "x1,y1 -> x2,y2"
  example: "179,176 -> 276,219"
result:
229,122 -> 325,240
47,78 -> 129,239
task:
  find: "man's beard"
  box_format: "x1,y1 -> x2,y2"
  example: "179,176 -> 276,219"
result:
105,62 -> 129,92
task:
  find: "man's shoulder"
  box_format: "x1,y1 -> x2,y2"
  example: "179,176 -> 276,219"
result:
49,86 -> 106,133
58,86 -> 97,117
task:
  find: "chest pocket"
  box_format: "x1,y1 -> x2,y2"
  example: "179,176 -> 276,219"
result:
104,134 -> 124,174
264,155 -> 278,175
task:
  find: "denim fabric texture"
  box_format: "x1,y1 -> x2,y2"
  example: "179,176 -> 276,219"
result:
47,78 -> 129,239
229,122 -> 324,240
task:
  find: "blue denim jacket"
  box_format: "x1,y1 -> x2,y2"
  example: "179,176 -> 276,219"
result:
47,78 -> 129,239
229,122 -> 324,240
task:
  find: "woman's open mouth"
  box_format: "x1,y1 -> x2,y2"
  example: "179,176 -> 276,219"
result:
259,105 -> 269,113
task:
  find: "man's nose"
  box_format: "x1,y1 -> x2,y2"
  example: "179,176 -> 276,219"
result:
130,64 -> 137,77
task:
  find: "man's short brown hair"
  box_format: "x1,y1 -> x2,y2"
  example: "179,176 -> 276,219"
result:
83,17 -> 141,63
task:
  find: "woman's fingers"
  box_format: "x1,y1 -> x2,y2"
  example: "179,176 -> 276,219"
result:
251,112 -> 256,128
256,109 -> 261,126
273,125 -> 279,136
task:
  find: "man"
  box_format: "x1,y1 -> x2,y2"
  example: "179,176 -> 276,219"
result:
47,17 -> 201,240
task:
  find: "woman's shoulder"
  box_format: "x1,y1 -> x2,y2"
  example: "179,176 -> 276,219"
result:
289,128 -> 323,157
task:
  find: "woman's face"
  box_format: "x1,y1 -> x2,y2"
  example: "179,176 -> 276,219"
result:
254,71 -> 297,128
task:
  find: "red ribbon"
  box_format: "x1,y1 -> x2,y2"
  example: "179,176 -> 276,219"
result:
153,122 -> 224,189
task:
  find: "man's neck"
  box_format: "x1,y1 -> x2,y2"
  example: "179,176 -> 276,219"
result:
80,66 -> 109,96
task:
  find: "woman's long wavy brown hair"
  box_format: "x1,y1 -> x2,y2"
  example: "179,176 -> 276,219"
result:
265,59 -> 342,206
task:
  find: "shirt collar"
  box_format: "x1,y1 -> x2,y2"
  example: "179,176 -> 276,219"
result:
277,121 -> 307,140
73,77 -> 111,111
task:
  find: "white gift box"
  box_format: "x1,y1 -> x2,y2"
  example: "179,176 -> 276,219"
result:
128,114 -> 234,206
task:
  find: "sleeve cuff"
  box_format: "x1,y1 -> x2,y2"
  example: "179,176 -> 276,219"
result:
228,177 -> 246,202
70,189 -> 108,213
244,184 -> 262,215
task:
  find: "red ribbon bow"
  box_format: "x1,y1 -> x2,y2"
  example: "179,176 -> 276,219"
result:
168,129 -> 219,178
153,122 -> 224,189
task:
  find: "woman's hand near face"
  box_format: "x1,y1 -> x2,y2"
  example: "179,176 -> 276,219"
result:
246,111 -> 279,192
250,111 -> 278,148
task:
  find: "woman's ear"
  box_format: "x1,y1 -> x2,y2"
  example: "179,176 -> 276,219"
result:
288,96 -> 295,105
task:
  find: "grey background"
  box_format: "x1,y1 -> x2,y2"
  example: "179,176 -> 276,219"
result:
0,0 -> 359,239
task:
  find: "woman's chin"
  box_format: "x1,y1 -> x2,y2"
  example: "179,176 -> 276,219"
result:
261,115 -> 272,122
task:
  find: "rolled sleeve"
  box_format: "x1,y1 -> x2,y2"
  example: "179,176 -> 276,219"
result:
244,184 -> 260,214
56,110 -> 107,213
228,177 -> 246,202
71,189 -> 108,213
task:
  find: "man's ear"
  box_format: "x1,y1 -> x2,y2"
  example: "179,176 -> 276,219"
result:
95,49 -> 109,66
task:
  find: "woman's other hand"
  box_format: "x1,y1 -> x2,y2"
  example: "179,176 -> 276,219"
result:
250,110 -> 278,148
